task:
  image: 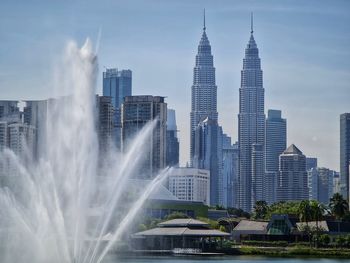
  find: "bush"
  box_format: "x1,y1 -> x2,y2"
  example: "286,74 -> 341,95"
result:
319,234 -> 330,246
241,240 -> 288,247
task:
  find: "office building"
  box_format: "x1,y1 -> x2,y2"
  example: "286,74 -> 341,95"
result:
103,68 -> 132,148
238,17 -> 265,211
121,95 -> 167,178
276,144 -> 308,202
193,117 -> 220,206
168,167 -> 210,205
190,12 -> 218,165
340,113 -> 350,199
166,109 -> 179,167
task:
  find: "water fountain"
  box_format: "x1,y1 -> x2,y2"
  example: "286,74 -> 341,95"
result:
0,39 -> 171,263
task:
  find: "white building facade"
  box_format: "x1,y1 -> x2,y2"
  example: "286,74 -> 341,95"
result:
168,168 -> 210,205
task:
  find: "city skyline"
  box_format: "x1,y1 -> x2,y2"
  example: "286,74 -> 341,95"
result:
1,0 -> 349,171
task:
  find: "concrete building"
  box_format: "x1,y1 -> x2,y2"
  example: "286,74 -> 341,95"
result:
103,68 -> 132,148
121,95 -> 167,178
238,17 -> 265,211
190,12 -> 218,165
168,167 -> 210,205
166,109 -> 179,167
193,117 -> 221,206
265,109 -> 286,204
340,113 -> 350,199
276,144 -> 308,202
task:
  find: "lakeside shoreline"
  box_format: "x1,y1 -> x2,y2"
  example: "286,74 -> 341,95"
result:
117,246 -> 350,259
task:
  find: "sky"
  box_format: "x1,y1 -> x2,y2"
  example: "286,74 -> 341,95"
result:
0,0 -> 349,171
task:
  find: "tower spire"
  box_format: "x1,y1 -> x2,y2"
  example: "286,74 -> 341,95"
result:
250,12 -> 254,34
203,8 -> 206,31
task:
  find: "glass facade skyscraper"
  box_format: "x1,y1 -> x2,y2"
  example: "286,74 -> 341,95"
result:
340,113 -> 350,200
265,109 -> 287,204
190,13 -> 218,165
103,69 -> 132,148
238,19 -> 265,211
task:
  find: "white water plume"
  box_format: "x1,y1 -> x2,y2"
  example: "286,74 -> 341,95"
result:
0,39 -> 169,263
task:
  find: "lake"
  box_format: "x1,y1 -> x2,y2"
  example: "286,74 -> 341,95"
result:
103,255 -> 349,263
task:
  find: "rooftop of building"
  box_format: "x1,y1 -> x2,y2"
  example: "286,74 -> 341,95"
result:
282,144 -> 303,155
133,218 -> 229,238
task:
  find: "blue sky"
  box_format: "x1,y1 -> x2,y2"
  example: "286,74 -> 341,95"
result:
1,0 -> 349,170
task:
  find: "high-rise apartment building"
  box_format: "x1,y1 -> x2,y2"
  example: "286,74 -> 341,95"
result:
276,144 -> 308,202
166,109 -> 179,167
121,95 -> 167,178
103,68 -> 132,148
340,113 -> 350,199
238,17 -> 265,211
190,12 -> 218,165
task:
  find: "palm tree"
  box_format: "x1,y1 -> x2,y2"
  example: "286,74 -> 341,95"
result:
329,193 -> 349,220
310,200 -> 326,247
298,200 -> 312,246
253,200 -> 268,220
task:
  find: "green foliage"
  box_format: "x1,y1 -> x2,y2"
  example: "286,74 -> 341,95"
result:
197,216 -> 219,229
164,211 -> 190,220
219,225 -> 226,232
241,240 -> 288,247
227,207 -> 250,219
253,200 -> 268,220
265,201 -> 301,219
329,193 -> 349,220
137,223 -> 147,232
319,234 -> 330,245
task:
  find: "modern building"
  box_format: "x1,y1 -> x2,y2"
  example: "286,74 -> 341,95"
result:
306,157 -> 318,171
265,109 -> 286,204
238,17 -> 265,211
0,101 -> 20,121
340,113 -> 350,200
166,109 -> 179,167
308,167 -> 333,204
168,167 -> 210,205
190,12 -> 218,165
131,219 -> 229,251
103,68 -> 132,148
121,95 -> 167,178
222,140 -> 239,208
23,100 -> 51,160
95,96 -> 115,153
333,171 -> 341,195
193,117 -> 221,206
276,144 -> 308,202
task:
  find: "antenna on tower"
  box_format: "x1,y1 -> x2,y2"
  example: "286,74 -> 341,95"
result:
251,12 -> 254,34
203,8 -> 206,31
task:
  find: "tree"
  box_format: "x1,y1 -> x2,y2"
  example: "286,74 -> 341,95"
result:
310,200 -> 326,247
253,200 -> 268,220
298,200 -> 313,246
329,193 -> 349,220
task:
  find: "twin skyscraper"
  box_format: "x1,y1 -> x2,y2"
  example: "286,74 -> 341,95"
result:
190,12 -> 274,211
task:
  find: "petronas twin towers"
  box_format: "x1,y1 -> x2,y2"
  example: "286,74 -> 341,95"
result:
190,12 -> 265,211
